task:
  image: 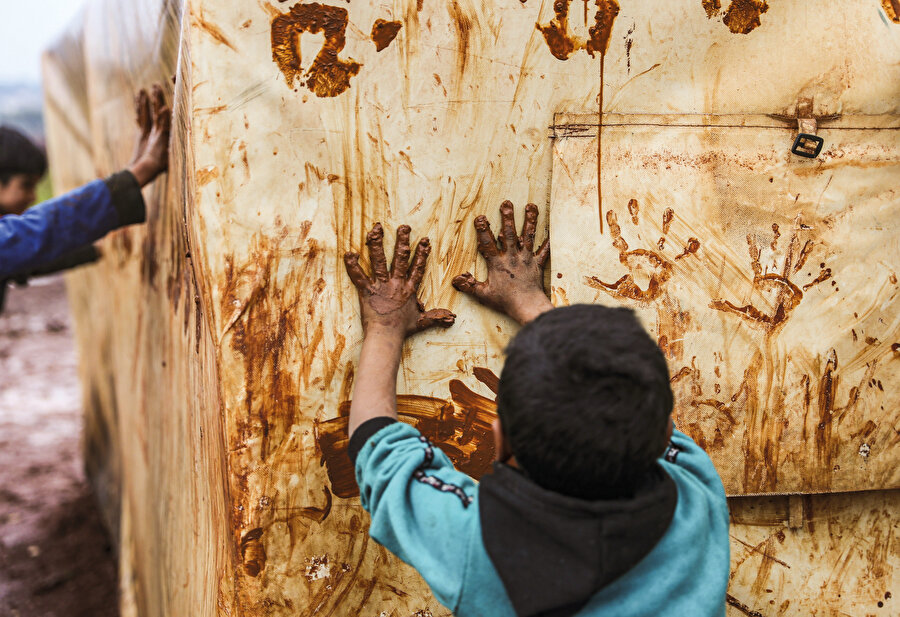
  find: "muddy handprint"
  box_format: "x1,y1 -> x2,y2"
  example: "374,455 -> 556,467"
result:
586,200 -> 700,303
709,216 -> 831,334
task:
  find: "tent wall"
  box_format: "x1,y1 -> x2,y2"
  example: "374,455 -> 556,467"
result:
41,1 -> 899,615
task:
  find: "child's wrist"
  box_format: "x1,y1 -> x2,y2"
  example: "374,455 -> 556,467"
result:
362,323 -> 407,346
506,292 -> 553,325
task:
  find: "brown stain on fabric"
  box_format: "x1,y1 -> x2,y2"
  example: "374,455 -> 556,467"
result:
710,219 -> 829,334
196,166 -> 219,187
371,19 -> 402,52
448,0 -> 474,77
884,0 -> 900,23
240,527 -> 267,576
537,0 -> 619,59
722,0 -> 768,34
585,0 -> 620,57
797,350 -> 876,489
537,0 -> 578,60
627,198 -> 639,225
702,0 -> 721,18
587,203 -> 699,303
316,369 -> 499,498
271,2 -> 361,97
218,223 -> 333,587
702,0 -> 768,34
195,10 -> 237,50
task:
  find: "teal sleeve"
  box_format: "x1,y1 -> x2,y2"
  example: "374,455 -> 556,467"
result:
355,422 -> 480,612
669,429 -> 727,496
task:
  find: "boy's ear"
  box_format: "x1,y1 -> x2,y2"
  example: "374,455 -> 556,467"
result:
492,417 -> 515,464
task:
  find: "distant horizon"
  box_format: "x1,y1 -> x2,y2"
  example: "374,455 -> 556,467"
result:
0,79 -> 42,87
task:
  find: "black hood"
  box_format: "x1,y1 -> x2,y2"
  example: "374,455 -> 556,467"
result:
479,462 -> 677,617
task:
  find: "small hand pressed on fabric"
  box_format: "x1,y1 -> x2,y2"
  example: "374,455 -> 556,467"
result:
128,84 -> 172,188
452,200 -> 552,326
343,221 -> 455,436
343,201 -> 554,458
344,222 -> 456,340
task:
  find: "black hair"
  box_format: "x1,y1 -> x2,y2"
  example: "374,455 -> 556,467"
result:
496,304 -> 673,500
0,126 -> 47,182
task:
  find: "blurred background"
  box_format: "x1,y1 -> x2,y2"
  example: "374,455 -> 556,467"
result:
1,2 -> 120,616
1,2 -> 86,200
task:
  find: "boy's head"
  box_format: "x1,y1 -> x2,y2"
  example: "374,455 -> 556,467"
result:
0,126 -> 47,215
495,305 -> 673,500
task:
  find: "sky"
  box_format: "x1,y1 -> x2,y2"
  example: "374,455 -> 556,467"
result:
0,1 -> 87,84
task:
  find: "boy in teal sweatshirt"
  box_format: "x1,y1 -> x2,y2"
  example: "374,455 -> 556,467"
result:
343,201 -> 730,616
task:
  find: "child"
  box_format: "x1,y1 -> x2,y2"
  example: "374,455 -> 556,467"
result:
342,201 -> 730,616
0,85 -> 171,282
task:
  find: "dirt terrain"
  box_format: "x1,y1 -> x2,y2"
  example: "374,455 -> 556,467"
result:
0,276 -> 118,616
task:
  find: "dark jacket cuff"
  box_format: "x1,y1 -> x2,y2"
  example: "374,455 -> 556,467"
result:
29,245 -> 101,277
348,417 -> 398,466
105,170 -> 146,227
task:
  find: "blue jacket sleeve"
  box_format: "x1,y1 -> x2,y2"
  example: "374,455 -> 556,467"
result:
0,171 -> 145,279
355,421 -> 480,613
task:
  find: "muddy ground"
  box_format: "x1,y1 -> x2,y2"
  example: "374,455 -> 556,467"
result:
0,276 -> 118,616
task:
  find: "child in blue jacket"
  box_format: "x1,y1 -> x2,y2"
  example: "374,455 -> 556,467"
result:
0,85 -> 170,285
342,201 -> 730,616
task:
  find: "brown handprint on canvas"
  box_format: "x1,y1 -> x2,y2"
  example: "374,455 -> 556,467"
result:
709,215 -> 832,335
586,200 -> 700,304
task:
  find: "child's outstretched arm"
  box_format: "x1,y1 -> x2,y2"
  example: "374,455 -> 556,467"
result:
452,200 -> 553,324
343,222 -> 455,437
0,85 -> 170,279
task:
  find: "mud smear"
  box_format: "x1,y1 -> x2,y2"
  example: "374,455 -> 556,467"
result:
709,220 -> 829,334
627,198 -> 639,224
624,24 -> 635,73
657,297 -> 691,362
814,351 -> 838,485
702,0 -> 768,34
316,369 -> 499,498
536,0 -> 578,60
702,0 -> 722,18
585,0 -> 620,57
594,1 -> 619,235
196,10 -> 237,51
271,2 -> 361,97
535,1 -> 619,232
884,0 -> 900,23
802,268 -> 832,291
240,527 -> 267,576
448,0 -> 474,77
587,203 -> 699,303
371,19 -> 402,51
537,0 -> 618,59
217,224 -> 341,589
723,0 -> 768,34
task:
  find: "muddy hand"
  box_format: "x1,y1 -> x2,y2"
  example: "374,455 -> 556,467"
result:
344,223 -> 456,338
452,201 -> 552,325
128,84 -> 172,188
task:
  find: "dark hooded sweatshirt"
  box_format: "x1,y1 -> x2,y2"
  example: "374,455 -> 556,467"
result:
352,420 -> 729,617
